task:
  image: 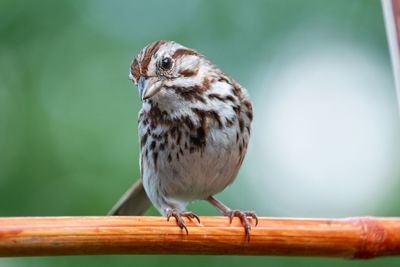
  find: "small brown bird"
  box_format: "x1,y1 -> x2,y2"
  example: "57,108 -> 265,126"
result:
109,40 -> 257,239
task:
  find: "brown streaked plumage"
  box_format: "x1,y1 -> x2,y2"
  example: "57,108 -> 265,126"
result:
140,40 -> 168,77
179,68 -> 198,77
172,48 -> 199,59
110,40 -> 256,240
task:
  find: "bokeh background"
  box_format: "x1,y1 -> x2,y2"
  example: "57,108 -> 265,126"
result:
1,0 -> 400,266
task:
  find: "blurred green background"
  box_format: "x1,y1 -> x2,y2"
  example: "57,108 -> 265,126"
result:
1,0 -> 400,266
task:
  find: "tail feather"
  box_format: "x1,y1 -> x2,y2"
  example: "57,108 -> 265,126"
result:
108,180 -> 151,216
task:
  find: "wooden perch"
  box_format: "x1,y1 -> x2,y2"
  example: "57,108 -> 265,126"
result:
0,216 -> 399,258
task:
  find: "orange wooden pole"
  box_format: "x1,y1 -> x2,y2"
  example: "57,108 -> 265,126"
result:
0,216 -> 399,258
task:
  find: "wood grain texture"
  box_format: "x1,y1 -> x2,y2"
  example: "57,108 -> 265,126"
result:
0,216 -> 399,258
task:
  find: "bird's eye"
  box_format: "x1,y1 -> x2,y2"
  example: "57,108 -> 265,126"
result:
160,57 -> 173,70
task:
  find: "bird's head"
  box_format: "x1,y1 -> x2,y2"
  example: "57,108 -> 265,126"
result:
130,40 -> 210,101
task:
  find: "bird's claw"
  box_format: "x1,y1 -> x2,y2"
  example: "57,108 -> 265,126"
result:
166,209 -> 200,235
224,210 -> 258,241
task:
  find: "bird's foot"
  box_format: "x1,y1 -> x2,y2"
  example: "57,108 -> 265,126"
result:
166,209 -> 200,234
223,210 -> 258,241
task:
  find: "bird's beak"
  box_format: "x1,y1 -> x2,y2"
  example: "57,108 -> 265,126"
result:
138,76 -> 163,101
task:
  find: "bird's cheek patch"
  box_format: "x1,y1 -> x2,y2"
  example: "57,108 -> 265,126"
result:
178,56 -> 200,77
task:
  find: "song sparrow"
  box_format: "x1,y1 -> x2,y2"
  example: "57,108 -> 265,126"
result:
109,40 -> 256,240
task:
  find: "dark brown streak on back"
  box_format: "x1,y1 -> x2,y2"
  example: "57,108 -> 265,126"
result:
202,77 -> 210,89
232,105 -> 241,116
218,76 -> 230,84
141,40 -> 168,77
208,93 -> 237,104
238,118 -> 244,133
225,95 -> 236,103
222,76 -> 252,108
208,93 -> 225,101
231,80 -> 243,99
242,99 -> 253,121
243,99 -> 252,110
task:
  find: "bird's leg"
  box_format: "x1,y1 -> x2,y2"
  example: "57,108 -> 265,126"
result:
207,196 -> 258,240
165,208 -> 200,235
